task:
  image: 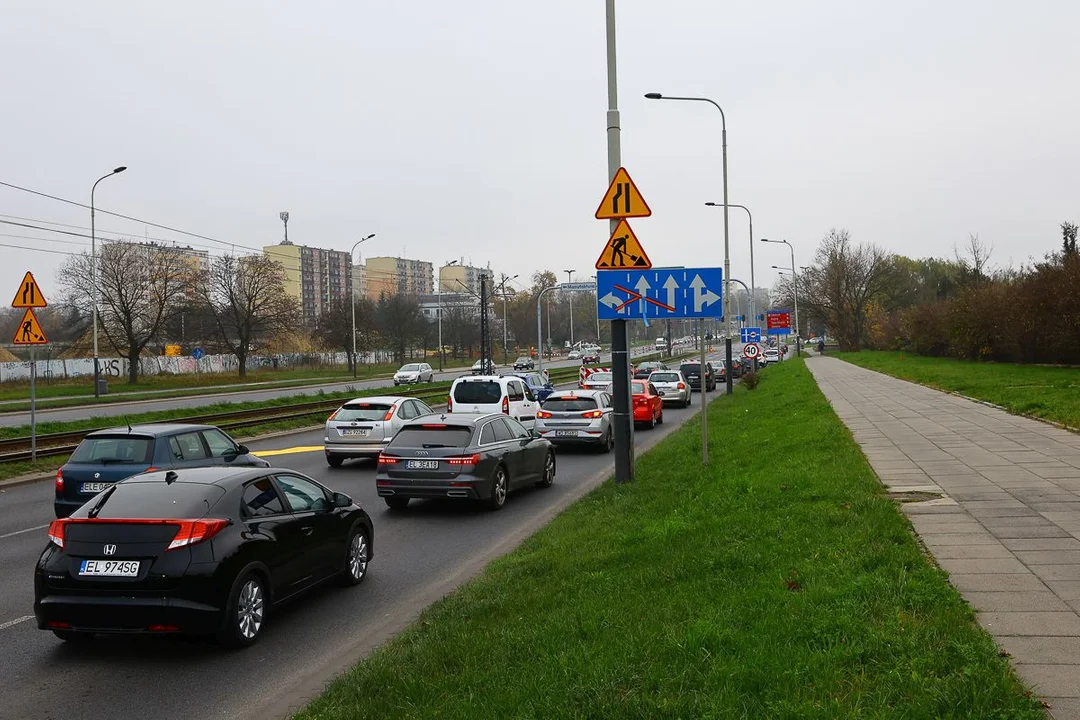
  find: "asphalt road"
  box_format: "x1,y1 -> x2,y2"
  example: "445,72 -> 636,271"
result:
0,350 -> 730,720
0,350 -> 661,429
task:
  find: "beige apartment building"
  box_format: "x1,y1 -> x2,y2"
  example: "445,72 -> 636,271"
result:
364,256 -> 433,300
263,241 -> 353,327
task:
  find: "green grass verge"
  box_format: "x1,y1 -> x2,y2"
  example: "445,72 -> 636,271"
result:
837,350 -> 1080,429
294,358 -> 1041,720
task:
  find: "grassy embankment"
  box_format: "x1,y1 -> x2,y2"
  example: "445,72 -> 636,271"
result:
295,358 -> 1042,719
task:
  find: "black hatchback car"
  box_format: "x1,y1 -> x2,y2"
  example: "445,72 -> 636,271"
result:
679,362 -> 717,392
375,413 -> 555,511
36,467 -> 373,647
55,424 -> 269,518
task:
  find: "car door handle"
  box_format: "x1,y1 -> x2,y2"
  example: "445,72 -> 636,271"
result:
301,526 -> 314,536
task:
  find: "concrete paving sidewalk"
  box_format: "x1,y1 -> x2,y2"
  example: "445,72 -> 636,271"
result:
808,356 -> 1080,720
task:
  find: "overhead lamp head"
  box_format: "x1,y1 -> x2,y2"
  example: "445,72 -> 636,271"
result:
704,202 -> 718,207
644,93 -> 663,99
113,166 -> 127,174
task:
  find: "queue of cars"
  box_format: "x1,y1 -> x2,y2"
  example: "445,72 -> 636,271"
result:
35,352 -> 705,649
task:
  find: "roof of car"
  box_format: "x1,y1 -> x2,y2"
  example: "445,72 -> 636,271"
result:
85,423 -> 216,438
455,374 -> 513,382
404,412 -> 500,426
123,466 -> 268,486
547,389 -> 603,397
340,395 -> 418,405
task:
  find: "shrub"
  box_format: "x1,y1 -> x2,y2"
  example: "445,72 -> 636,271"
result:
741,371 -> 760,390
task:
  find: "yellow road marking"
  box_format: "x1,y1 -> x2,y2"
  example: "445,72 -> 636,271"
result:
253,445 -> 324,457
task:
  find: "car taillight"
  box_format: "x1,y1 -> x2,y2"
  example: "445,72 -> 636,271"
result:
378,454 -> 399,465
166,519 -> 229,551
144,467 -> 159,473
47,518 -> 68,548
536,410 -> 553,419
55,468 -> 64,493
446,454 -> 480,466
677,382 -> 686,389
581,410 -> 604,419
447,396 -> 452,411
328,409 -> 340,421
383,404 -> 397,421
502,396 -> 509,415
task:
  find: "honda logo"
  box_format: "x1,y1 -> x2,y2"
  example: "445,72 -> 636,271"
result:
103,544 -> 117,556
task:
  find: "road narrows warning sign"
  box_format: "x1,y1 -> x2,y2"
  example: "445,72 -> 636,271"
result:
11,271 -> 47,308
595,167 -> 652,220
595,219 -> 652,270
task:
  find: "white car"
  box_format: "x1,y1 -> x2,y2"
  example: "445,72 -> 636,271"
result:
448,375 -> 538,428
393,362 -> 434,385
568,350 -> 582,360
648,370 -> 691,407
324,395 -> 435,466
580,371 -> 613,392
762,349 -> 780,365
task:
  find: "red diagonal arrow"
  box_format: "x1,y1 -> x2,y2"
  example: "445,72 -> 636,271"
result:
612,284 -> 641,312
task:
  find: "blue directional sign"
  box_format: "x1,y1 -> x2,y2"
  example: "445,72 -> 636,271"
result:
192,347 -> 205,360
596,267 -> 723,320
740,327 -> 762,344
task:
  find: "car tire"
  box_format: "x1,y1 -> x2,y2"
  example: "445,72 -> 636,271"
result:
52,630 -> 94,642
338,525 -> 370,587
384,496 -> 410,511
535,452 -> 556,488
656,410 -> 664,425
645,414 -> 655,430
326,456 -> 344,468
217,569 -> 268,649
601,430 -> 614,453
485,465 -> 508,511
684,396 -> 692,408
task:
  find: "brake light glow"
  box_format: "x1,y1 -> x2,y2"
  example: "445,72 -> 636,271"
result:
46,621 -> 70,630
536,410 -> 553,419
55,469 -> 63,494
677,382 -> 686,390
421,424 -> 447,428
501,396 -> 509,415
383,404 -> 398,422
581,410 -> 604,419
147,624 -> 180,633
446,454 -> 480,466
378,454 -> 399,465
46,517 -> 228,551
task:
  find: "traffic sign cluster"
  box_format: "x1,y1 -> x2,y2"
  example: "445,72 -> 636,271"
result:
11,271 -> 49,345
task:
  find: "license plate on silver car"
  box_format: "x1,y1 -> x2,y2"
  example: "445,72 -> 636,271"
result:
406,460 -> 439,469
555,430 -> 579,437
79,560 -> 140,577
81,482 -> 111,493
341,428 -> 369,436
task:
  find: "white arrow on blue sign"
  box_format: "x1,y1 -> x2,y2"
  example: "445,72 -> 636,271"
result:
596,267 -> 723,320
740,327 -> 762,343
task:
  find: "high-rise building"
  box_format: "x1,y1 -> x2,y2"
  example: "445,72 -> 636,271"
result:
262,241 -> 353,326
364,257 -> 434,299
438,261 -> 491,296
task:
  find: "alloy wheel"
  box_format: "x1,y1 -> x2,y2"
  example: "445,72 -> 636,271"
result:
237,579 -> 264,640
349,532 -> 368,580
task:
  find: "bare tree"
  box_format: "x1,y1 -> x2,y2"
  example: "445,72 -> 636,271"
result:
197,254 -> 300,378
955,233 -> 993,284
58,241 -> 193,383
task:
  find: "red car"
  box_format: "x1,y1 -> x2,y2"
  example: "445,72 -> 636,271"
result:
631,380 -> 663,429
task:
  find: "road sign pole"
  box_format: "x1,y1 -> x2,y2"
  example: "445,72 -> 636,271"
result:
30,346 -> 37,461
699,319 -> 707,464
605,0 -> 633,484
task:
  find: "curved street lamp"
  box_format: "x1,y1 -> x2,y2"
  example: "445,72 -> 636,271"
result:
90,166 -> 127,397
350,233 -> 376,377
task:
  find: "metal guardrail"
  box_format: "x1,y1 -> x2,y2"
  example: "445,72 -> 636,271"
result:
0,367 -> 584,465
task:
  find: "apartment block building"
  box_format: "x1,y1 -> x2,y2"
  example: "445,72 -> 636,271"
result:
364,256 -> 434,300
437,261 -> 493,296
263,241 -> 353,326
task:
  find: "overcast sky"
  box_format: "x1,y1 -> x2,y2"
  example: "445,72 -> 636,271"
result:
2,0 -> 1077,303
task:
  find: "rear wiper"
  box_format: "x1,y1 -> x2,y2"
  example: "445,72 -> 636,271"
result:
87,485 -> 118,519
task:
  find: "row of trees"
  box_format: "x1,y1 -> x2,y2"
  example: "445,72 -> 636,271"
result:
773,223 -> 1080,363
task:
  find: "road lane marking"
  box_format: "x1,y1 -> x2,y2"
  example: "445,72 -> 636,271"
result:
253,445 -> 325,458
0,523 -> 48,540
0,615 -> 33,631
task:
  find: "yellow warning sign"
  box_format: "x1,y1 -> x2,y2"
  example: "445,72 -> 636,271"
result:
11,271 -> 47,309
12,308 -> 49,345
595,219 -> 652,269
595,167 -> 652,220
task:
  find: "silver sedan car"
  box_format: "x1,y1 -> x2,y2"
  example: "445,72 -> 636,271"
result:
324,395 -> 435,467
535,389 -> 614,452
394,362 -> 434,385
648,370 -> 692,407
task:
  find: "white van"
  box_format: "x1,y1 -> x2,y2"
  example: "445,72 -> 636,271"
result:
447,375 -> 538,428
654,337 -> 667,351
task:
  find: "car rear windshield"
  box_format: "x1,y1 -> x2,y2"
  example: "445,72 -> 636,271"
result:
542,396 -> 599,412
680,364 -> 700,373
72,481 -> 227,519
587,372 -> 612,382
400,364 -> 422,372
632,382 -> 647,394
651,372 -> 680,382
69,436 -> 153,465
390,425 -> 474,448
333,403 -> 393,421
453,381 -> 503,404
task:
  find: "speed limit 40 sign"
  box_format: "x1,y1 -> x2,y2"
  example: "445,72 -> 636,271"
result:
742,343 -> 761,359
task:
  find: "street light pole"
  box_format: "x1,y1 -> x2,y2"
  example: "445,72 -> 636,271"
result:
90,166 -> 127,398
645,93 -> 733,396
350,233 -> 375,378
763,239 -> 800,354
563,269 -> 575,347
706,202 -> 755,330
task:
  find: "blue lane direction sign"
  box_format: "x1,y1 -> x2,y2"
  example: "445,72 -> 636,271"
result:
596,267 -> 723,320
740,327 -> 762,344
192,347 -> 205,360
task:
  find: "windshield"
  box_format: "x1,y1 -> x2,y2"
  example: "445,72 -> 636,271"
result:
70,481 -> 226,519
631,382 -> 647,394
542,396 -> 600,412
651,372 -> 680,383
390,425 -> 473,448
515,357 -> 530,362
680,364 -> 700,373
399,364 -> 421,372
332,402 -> 393,422
587,372 -> 612,383
69,436 -> 153,465
453,381 -> 503,404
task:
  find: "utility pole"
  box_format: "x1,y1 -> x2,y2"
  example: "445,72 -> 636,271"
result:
479,273 -> 489,371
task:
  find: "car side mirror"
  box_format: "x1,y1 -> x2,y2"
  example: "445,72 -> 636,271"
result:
236,444 -> 249,455
333,492 -> 352,508
530,429 -> 541,439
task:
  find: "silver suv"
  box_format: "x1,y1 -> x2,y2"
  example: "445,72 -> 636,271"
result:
648,370 -> 691,407
535,389 -> 614,452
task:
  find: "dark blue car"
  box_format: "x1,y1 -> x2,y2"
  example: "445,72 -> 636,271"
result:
506,372 -> 555,402
54,424 -> 269,518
